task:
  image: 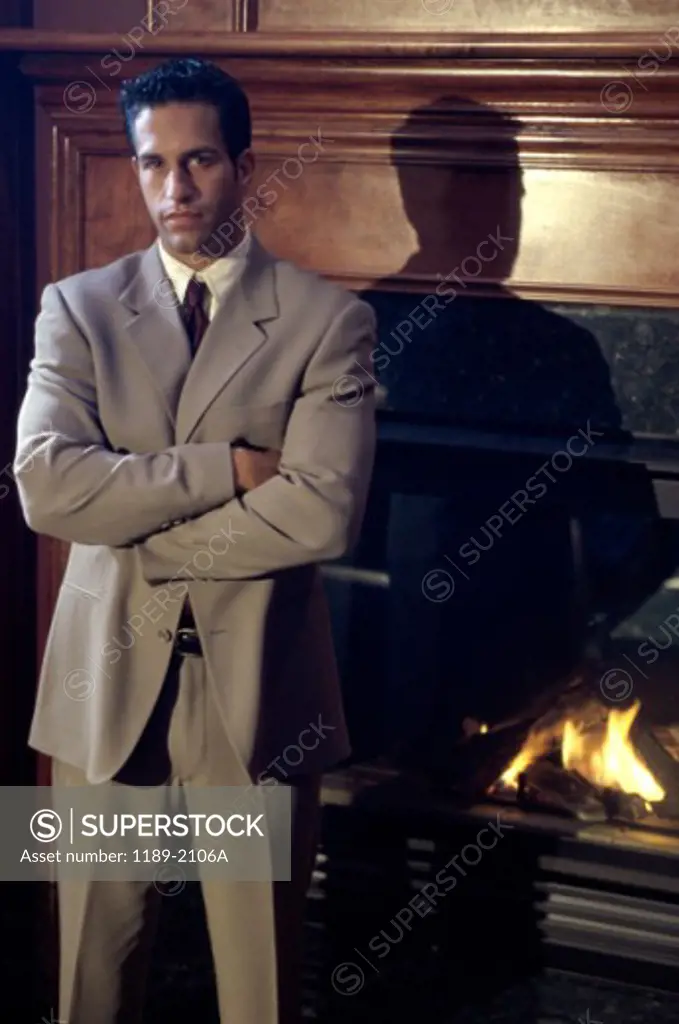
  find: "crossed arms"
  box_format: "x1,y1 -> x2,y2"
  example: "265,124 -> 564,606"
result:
14,281 -> 378,580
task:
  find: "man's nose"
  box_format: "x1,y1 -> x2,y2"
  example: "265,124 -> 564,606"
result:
164,168 -> 196,202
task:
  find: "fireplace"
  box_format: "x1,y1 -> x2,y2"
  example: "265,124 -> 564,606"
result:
368,407 -> 679,836
317,289 -> 679,1005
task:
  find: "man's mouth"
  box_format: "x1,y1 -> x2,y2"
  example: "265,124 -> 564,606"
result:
164,212 -> 202,225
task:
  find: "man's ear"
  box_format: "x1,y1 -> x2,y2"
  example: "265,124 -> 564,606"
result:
236,148 -> 255,187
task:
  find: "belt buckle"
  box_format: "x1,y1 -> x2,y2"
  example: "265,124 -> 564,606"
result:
174,627 -> 202,657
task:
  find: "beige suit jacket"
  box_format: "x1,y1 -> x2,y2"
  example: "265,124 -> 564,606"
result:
14,236 -> 377,784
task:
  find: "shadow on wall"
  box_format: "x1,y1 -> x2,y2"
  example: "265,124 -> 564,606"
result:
337,97 -> 664,771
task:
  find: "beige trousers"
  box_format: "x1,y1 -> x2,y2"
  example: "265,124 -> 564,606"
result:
52,649 -> 321,1024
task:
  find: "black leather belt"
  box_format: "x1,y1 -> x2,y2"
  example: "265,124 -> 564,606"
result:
173,627 -> 203,657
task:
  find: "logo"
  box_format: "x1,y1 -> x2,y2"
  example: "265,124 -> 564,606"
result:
599,667 -> 633,702
153,864 -> 187,896
331,961 -> 365,995
422,0 -> 455,12
63,668 -> 96,701
600,81 -> 634,114
421,568 -> 455,602
63,81 -> 97,114
30,809 -> 63,843
332,374 -> 365,408
152,277 -> 181,309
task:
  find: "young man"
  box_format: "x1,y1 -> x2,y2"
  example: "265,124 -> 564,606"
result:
14,57 -> 377,1024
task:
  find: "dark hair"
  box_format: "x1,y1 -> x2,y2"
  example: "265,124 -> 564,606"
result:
119,57 -> 251,161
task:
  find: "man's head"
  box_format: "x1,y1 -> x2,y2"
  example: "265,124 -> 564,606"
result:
120,58 -> 254,266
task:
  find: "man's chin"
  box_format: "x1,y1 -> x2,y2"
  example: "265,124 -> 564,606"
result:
161,227 -> 203,254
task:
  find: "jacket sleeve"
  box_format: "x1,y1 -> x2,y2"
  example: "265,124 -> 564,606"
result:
13,282 -> 236,547
137,296 -> 378,582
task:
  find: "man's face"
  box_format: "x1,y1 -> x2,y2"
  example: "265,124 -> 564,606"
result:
132,101 -> 254,265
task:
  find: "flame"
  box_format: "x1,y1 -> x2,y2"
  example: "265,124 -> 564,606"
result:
499,724 -> 557,789
498,700 -> 665,804
563,703 -> 664,803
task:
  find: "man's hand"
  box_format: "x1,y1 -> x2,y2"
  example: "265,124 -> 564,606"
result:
232,446 -> 281,493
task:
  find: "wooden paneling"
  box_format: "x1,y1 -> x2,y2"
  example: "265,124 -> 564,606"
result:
83,154 -> 155,266
36,0 -> 234,33
25,37 -> 679,306
28,0 -> 679,34
34,0 -> 146,32
34,0 -> 237,33
251,154 -> 679,305
152,0 -> 236,32
257,0 -> 679,33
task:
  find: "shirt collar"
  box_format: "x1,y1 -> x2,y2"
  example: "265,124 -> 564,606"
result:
157,227 -> 252,307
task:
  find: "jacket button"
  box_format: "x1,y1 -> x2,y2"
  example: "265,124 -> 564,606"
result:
157,629 -> 173,642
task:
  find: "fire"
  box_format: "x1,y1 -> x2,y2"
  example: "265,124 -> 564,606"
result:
499,724 -> 558,789
498,700 -> 665,805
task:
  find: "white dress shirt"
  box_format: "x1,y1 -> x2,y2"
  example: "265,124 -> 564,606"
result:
157,227 -> 252,320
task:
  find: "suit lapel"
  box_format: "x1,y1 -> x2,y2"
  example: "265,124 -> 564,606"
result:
175,235 -> 280,443
119,242 -> 192,430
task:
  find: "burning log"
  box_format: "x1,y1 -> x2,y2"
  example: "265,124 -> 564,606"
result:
600,788 -> 650,822
489,697 -> 665,822
415,663 -> 673,825
515,759 -> 606,821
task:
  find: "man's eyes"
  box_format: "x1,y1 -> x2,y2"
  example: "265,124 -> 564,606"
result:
142,155 -> 214,170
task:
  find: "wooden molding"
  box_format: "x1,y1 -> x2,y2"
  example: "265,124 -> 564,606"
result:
6,28 -> 679,58
235,0 -> 258,31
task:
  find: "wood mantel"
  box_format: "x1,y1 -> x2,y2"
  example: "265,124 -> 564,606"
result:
4,26 -> 679,57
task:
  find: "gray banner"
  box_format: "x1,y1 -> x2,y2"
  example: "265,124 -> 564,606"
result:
3,784 -> 291,882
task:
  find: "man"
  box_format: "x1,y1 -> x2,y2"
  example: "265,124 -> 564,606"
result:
14,57 -> 377,1024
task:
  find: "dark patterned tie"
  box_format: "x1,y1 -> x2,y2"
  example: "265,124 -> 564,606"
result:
177,276 -> 210,633
181,276 -> 209,356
